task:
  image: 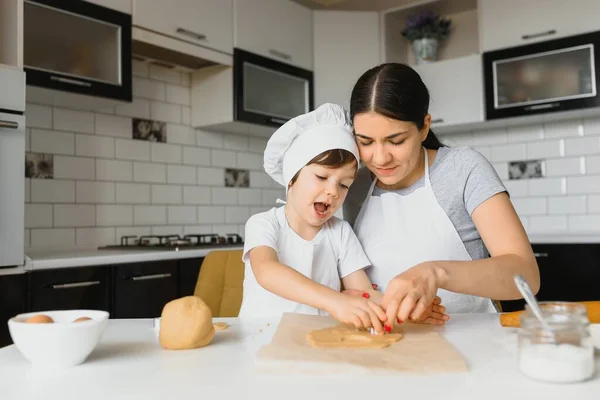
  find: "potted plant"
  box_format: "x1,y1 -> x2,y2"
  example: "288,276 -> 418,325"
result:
402,10 -> 451,64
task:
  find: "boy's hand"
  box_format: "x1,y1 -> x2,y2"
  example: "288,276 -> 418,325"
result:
327,293 -> 388,334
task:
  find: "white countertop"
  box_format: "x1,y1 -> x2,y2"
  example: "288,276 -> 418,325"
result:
1,314 -> 598,399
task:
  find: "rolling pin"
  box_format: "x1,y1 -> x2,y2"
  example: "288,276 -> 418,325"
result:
500,301 -> 600,327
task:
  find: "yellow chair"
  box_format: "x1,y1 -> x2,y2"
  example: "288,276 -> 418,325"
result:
193,249 -> 245,317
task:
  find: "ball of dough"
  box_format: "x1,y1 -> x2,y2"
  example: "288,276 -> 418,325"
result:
159,296 -> 215,350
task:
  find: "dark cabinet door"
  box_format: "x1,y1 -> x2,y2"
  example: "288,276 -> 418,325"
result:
29,266 -> 110,313
0,273 -> 27,348
113,261 -> 179,318
178,258 -> 203,297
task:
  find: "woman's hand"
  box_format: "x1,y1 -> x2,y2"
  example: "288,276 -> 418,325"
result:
326,293 -> 388,334
412,296 -> 449,326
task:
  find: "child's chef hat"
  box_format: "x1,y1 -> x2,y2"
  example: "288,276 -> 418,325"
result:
264,103 -> 359,187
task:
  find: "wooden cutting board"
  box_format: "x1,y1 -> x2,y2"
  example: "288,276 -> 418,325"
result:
255,313 -> 468,375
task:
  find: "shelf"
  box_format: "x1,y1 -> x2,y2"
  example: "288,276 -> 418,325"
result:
382,0 -> 478,66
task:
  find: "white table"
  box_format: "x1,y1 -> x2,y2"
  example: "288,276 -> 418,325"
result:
1,314 -> 598,400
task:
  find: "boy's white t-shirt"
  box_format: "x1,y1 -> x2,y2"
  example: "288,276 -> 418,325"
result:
238,206 -> 371,318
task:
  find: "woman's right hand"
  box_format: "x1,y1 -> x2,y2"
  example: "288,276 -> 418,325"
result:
326,293 -> 387,334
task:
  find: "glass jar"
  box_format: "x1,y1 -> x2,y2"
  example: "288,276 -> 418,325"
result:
518,302 -> 595,383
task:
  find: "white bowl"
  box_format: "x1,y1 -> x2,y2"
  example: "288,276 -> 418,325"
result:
591,324 -> 600,350
8,309 -> 109,368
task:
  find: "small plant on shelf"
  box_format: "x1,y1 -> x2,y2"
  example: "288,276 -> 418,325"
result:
401,10 -> 451,64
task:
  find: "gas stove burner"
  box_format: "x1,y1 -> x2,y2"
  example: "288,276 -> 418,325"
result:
99,233 -> 244,251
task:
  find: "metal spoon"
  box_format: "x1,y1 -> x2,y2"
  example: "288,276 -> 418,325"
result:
513,274 -> 556,342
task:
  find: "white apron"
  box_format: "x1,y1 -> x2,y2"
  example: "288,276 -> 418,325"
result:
354,148 -> 495,313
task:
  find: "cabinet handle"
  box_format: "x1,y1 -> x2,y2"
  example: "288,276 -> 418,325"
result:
50,75 -> 92,87
521,29 -> 556,40
268,49 -> 292,61
176,27 -> 206,41
130,273 -> 172,281
534,252 -> 549,258
431,118 -> 444,124
269,117 -> 288,125
52,280 -> 101,289
0,120 -> 19,129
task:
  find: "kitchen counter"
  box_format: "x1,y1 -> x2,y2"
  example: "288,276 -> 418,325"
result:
24,245 -> 244,271
528,234 -> 600,244
1,314 -> 598,399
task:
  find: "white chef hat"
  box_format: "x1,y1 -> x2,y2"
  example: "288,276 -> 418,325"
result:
264,103 -> 359,188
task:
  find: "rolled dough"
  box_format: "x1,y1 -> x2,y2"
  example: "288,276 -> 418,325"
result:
307,324 -> 403,349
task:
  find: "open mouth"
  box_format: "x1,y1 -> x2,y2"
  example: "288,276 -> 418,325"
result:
313,202 -> 330,216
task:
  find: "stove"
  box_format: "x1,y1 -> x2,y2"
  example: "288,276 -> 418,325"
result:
98,233 -> 244,251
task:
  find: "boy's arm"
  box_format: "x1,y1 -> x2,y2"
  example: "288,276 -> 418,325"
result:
341,269 -> 383,304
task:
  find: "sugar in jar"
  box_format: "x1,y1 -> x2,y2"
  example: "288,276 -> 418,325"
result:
518,301 -> 595,383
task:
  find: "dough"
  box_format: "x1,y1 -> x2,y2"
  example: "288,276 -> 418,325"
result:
307,324 -> 403,349
159,296 -> 215,350
213,322 -> 229,331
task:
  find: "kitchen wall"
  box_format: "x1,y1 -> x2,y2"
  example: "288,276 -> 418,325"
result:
440,119 -> 600,235
24,59 -> 284,250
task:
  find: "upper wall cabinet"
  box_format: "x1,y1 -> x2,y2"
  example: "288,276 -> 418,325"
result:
234,0 -> 313,70
133,0 -> 233,55
479,0 -> 600,52
84,0 -> 131,14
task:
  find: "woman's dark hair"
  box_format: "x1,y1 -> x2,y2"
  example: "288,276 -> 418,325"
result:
289,149 -> 357,186
350,63 -> 444,150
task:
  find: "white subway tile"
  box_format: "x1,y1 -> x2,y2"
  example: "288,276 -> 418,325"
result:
180,72 -> 190,87
151,142 -> 181,163
116,139 -> 150,161
116,226 -> 151,239
505,180 -> 528,198
151,184 -> 182,204
250,206 -> 269,215
548,196 -> 586,215
211,149 -> 236,168
167,165 -> 196,185
31,129 -> 75,155
439,133 -> 473,147
238,188 -> 263,205
544,119 -> 583,138
262,189 -> 285,205
472,146 -> 492,161
183,147 -> 211,166
167,124 -> 195,145
182,225 -> 214,235
134,205 -> 167,225
248,138 -> 267,153
54,205 -> 95,227
250,171 -> 274,188
197,206 -> 225,224
115,98 -> 150,119
183,186 -> 211,204
166,84 -> 190,106
95,114 -> 132,138
225,206 -> 251,224
133,162 -> 166,183
151,225 -> 183,236
528,177 -> 566,196
588,195 -> 600,213
76,181 -> 115,203
132,59 -> 148,77
96,205 -> 133,226
116,183 -> 151,204
76,227 -> 116,246
568,215 -> 600,232
76,134 -> 115,158
565,136 -> 600,156
511,198 -> 547,216
53,108 -> 94,134
212,188 -> 238,205
507,125 -> 544,143
25,179 -> 30,202
25,204 -> 53,228
150,101 -> 181,124
167,206 -> 197,224
529,216 -> 567,233
224,135 -> 249,151
53,156 -> 95,180
24,229 -> 30,249
471,128 -> 508,145
237,152 -> 262,170
212,224 -> 240,236
492,163 -> 508,180
587,156 -> 600,174
31,180 -> 75,203
519,216 -> 529,232
526,139 -> 564,159
25,128 -> 30,151
31,229 -> 75,248
133,77 -> 166,101
26,104 -> 52,129
96,159 -> 133,181
149,64 -> 181,84
197,167 -> 224,185
196,129 -> 224,148
545,157 -> 584,177
583,117 -> 600,136
491,144 -> 527,162
568,176 -> 600,194
181,107 -> 191,125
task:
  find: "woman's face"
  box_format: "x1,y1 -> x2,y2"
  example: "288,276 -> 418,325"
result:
353,112 -> 430,188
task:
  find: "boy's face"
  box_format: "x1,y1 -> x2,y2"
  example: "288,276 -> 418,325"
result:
287,162 -> 357,228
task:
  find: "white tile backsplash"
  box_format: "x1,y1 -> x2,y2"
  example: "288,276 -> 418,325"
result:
548,196 -> 587,215
53,156 -> 95,180
588,195 -> 600,213
565,136 -> 600,156
238,188 -> 263,205
167,124 -> 195,145
504,180 -> 528,198
96,205 -> 133,226
491,144 -> 527,162
151,142 -> 182,164
77,181 -> 115,204
587,156 -> 600,174
53,205 -> 95,227
31,180 -> 75,203
149,64 -> 181,85
507,125 -> 544,143
511,198 -> 547,216
528,177 -> 566,196
25,204 -> 53,228
150,101 -> 181,124
529,215 -> 568,233
471,128 -> 507,146
134,205 -> 167,225
544,119 -> 582,138
568,215 -> 600,232
166,84 -> 191,106
76,134 -> 115,158
96,159 -> 133,181
151,184 -> 182,204
76,227 -> 115,246
133,162 -> 166,183
196,130 -> 224,148
197,206 -> 225,224
26,104 -> 52,129
167,206 -> 197,225
183,147 -> 211,166
31,129 -> 75,155
183,186 -> 211,205
248,138 -> 267,153
167,165 -> 196,185
116,139 -> 150,161
237,152 -> 263,170
197,167 -> 224,186
133,77 -> 166,101
225,206 -> 251,224
544,157 -> 584,177
567,176 -> 600,194
95,114 -> 131,138
116,183 -> 151,204
115,98 -> 150,119
224,135 -> 250,151
53,108 -> 94,134
181,107 -> 191,126
526,139 -> 564,159
31,229 -> 75,248
211,149 -> 237,168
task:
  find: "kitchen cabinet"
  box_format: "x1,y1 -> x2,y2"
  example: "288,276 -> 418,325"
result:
179,258 -> 203,297
499,243 -> 600,312
234,0 -> 312,70
83,0 -> 131,14
28,266 -> 110,313
113,260 -> 179,318
0,273 -> 27,348
414,54 -> 484,129
132,0 -> 233,55
313,11 -> 380,109
0,0 -> 23,68
479,0 -> 600,52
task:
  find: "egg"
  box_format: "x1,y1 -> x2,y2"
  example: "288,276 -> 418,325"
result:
73,317 -> 92,323
25,314 -> 54,324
